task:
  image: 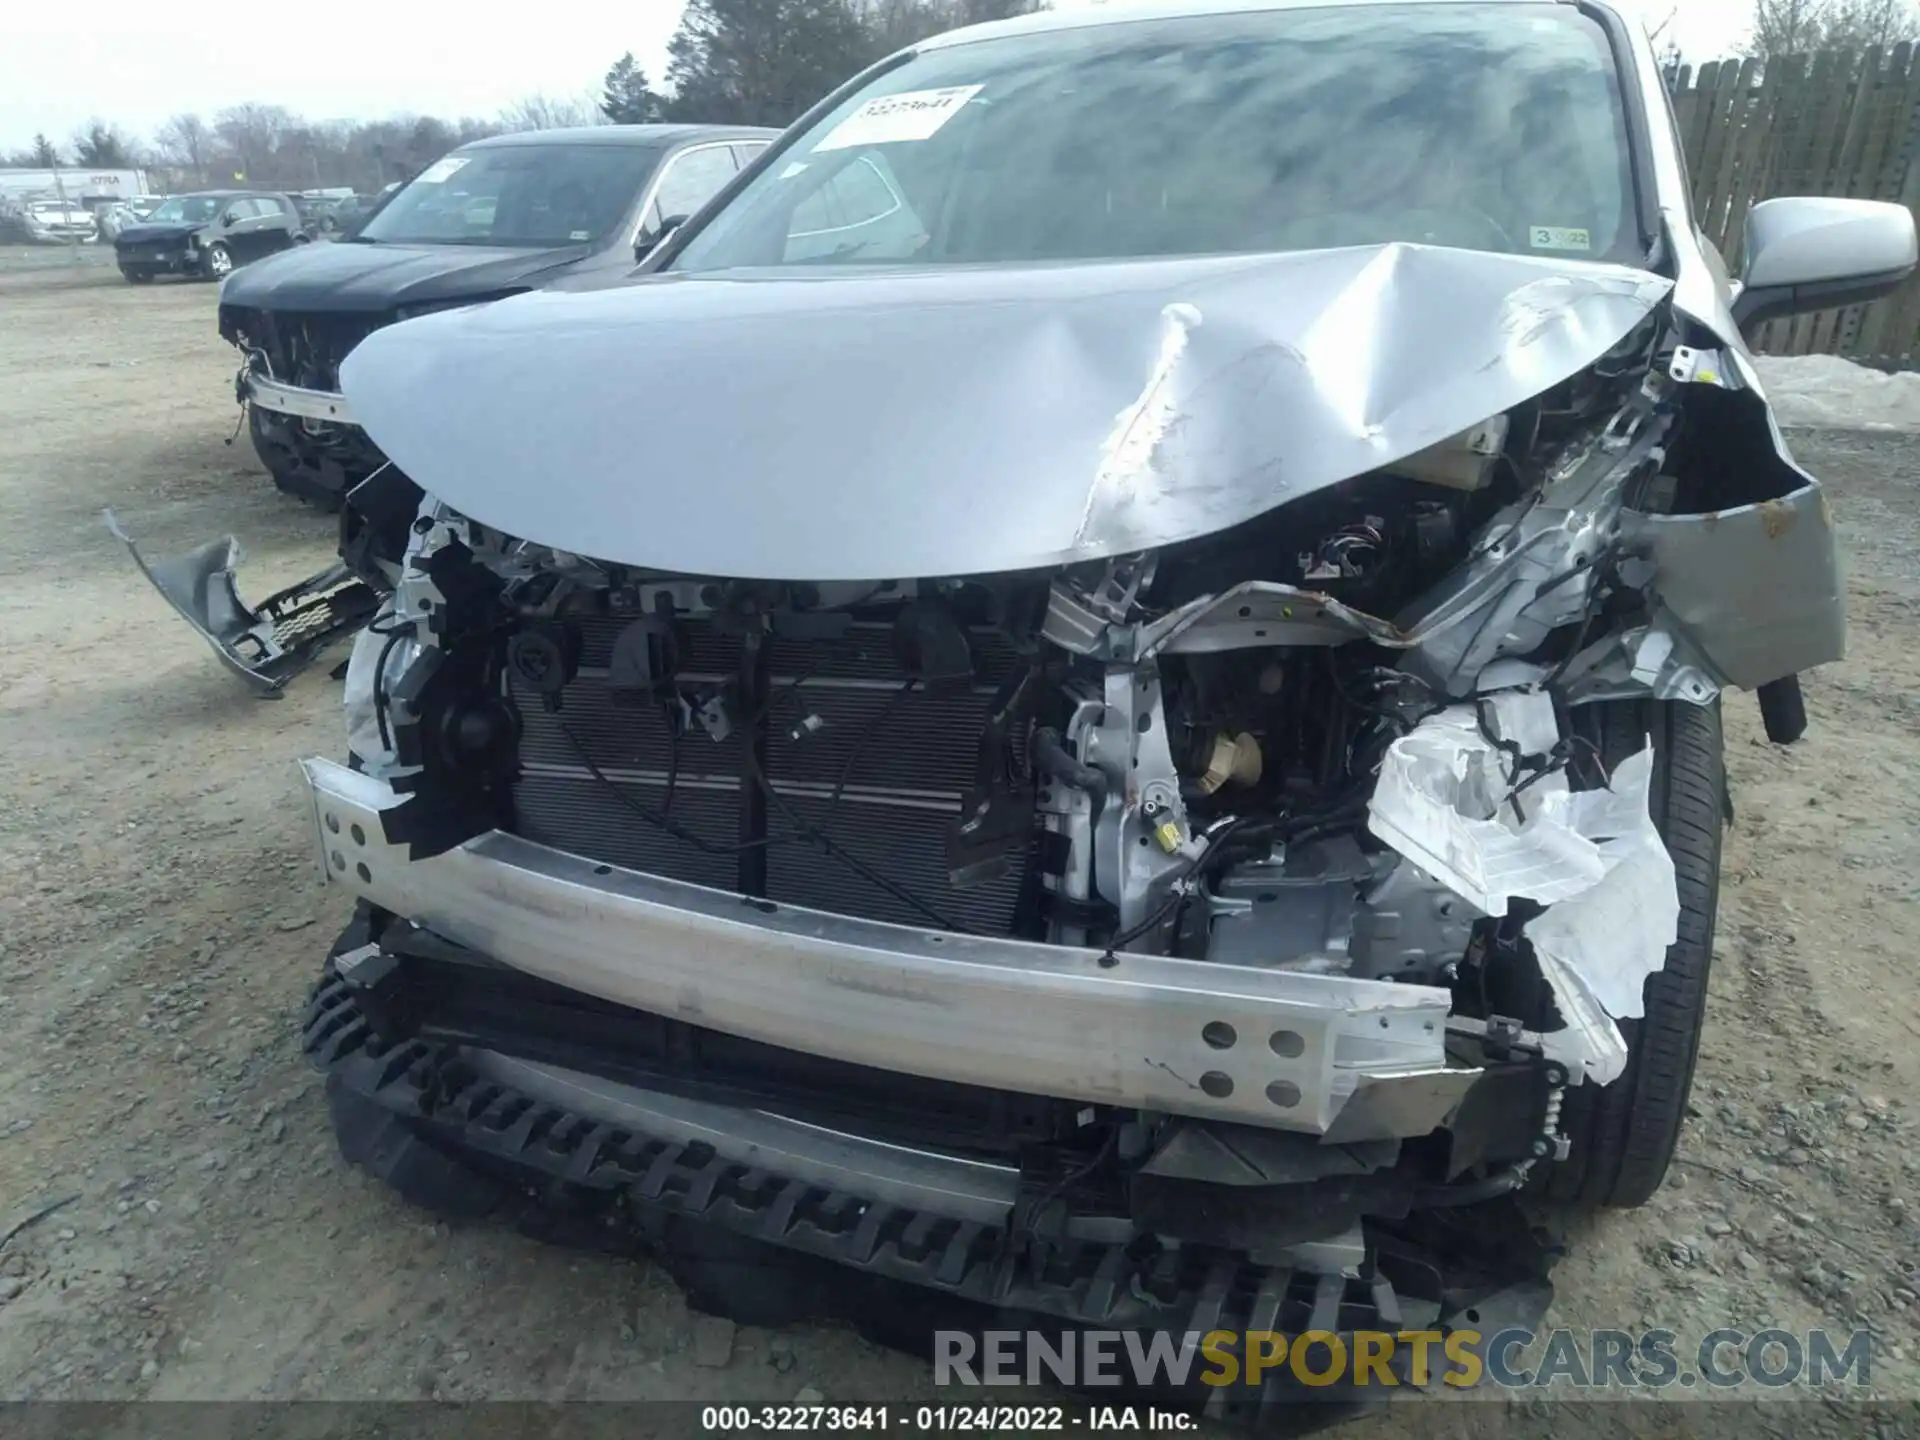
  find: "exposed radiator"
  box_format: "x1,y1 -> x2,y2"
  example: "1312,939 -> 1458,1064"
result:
509,616 -> 1033,934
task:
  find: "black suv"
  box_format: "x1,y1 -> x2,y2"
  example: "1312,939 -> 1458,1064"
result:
218,123 -> 776,508
114,191 -> 307,282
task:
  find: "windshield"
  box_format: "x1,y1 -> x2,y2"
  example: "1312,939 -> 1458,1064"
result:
148,196 -> 222,224
672,4 -> 1640,272
353,143 -> 663,247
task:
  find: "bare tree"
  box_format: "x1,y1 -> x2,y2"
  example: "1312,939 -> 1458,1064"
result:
153,114 -> 213,185
1824,0 -> 1920,47
1747,0 -> 1920,55
497,93 -> 605,132
856,0 -> 1043,55
214,102 -> 296,184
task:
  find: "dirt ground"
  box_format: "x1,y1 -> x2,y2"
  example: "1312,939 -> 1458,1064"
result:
2,264 -> 1919,1431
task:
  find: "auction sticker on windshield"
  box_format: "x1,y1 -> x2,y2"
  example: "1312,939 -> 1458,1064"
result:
815,85 -> 983,151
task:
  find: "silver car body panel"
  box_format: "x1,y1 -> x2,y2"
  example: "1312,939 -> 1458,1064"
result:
1622,480 -> 1845,691
338,245 -> 1670,581
302,757 -> 1478,1141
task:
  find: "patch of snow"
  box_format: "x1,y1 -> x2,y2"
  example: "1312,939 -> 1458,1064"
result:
1752,354 -> 1920,432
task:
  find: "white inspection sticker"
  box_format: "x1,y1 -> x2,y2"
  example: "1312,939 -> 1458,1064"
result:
814,84 -> 983,152
415,156 -> 470,184
1529,225 -> 1592,252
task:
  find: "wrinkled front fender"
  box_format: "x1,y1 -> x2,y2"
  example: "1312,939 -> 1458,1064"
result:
1629,481 -> 1844,691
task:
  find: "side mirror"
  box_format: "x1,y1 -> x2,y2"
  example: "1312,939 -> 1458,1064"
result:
221,211 -> 240,227
634,214 -> 689,263
1732,197 -> 1918,335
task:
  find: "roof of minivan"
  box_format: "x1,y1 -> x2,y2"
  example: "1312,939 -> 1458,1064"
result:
920,0 -> 1592,50
461,124 -> 779,150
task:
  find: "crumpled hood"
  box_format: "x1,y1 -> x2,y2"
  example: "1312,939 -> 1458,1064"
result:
341,245 -> 1673,580
218,238 -> 588,313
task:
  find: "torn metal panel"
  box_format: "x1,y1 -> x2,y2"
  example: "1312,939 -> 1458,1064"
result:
104,510 -> 381,693
1621,483 -> 1846,691
1393,396 -> 1671,695
338,244 -> 1670,581
1138,581 -> 1407,657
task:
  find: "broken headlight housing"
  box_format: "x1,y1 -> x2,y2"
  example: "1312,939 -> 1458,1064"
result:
342,620 -> 421,773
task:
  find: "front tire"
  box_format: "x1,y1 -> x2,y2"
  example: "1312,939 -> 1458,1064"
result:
1539,697 -> 1724,1210
202,242 -> 233,280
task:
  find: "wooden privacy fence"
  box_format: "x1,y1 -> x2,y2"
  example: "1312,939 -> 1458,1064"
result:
1668,46 -> 1920,365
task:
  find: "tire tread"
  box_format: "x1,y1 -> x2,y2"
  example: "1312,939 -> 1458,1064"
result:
1542,697 -> 1723,1209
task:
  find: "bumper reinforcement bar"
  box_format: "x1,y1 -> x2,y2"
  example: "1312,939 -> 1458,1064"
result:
301,757 -> 1479,1139
244,373 -> 357,425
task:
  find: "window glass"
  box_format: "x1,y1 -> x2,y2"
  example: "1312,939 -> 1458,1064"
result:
148,196 -> 222,224
673,4 -> 1641,271
654,146 -> 740,224
784,155 -> 925,262
356,143 -> 663,246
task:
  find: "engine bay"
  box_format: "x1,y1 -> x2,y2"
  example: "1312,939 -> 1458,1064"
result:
363,331 -> 1653,953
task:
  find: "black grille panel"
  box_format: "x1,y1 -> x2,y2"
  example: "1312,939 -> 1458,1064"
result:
233,308 -> 388,389
508,615 -> 1034,934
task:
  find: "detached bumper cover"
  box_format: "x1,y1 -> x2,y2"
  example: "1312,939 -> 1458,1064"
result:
243,373 -> 358,425
301,757 -> 1477,1140
106,511 -> 380,693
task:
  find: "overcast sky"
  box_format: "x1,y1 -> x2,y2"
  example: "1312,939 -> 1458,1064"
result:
3,0 -> 1755,157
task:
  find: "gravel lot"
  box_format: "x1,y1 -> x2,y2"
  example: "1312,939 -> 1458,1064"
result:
3,264 -> 1919,1432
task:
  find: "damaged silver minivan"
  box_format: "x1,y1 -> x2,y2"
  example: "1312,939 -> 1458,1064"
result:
125,0 -> 1916,1394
